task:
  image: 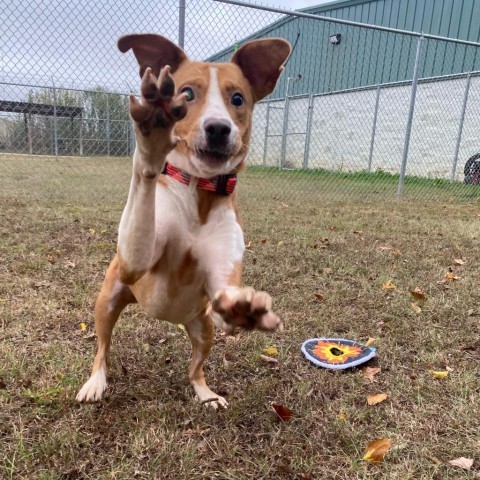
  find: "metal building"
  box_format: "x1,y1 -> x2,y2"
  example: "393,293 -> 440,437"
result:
209,0 -> 480,98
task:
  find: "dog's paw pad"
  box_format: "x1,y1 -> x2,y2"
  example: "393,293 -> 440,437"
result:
212,288 -> 283,332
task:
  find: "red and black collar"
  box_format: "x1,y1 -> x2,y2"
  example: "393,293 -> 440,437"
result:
162,162 -> 237,196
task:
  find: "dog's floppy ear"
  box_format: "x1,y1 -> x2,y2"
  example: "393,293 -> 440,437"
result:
118,34 -> 187,77
231,38 -> 292,102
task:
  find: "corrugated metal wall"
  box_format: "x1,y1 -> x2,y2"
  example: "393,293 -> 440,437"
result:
210,0 -> 480,98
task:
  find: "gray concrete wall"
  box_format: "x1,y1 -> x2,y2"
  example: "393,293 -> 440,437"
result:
249,74 -> 480,181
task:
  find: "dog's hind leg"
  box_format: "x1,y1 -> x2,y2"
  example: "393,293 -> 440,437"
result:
185,315 -> 227,409
76,256 -> 136,402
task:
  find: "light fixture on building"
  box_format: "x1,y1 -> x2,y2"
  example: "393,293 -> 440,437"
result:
285,73 -> 302,97
329,33 -> 342,45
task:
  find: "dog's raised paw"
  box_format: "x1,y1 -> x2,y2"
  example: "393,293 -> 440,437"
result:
211,288 -> 283,332
76,368 -> 107,402
130,66 -> 188,137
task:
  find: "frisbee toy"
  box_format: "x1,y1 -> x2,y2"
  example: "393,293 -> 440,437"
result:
301,338 -> 376,370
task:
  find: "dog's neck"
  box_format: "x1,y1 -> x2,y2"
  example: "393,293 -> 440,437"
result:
162,162 -> 237,196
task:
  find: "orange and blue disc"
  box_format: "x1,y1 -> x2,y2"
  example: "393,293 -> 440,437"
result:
301,338 -> 376,370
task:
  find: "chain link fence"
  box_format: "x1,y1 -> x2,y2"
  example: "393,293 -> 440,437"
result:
1,0 -> 480,203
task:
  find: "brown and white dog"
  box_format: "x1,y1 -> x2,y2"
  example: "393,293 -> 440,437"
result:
76,34 -> 291,408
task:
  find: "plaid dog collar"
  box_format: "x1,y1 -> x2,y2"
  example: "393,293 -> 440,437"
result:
162,162 -> 237,196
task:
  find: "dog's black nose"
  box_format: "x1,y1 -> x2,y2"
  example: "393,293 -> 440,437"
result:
204,119 -> 231,145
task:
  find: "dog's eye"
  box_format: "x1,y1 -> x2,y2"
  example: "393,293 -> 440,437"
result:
231,93 -> 244,107
181,87 -> 195,102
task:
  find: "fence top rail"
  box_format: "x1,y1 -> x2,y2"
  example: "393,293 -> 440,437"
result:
213,0 -> 480,48
0,81 -> 133,97
258,69 -> 480,104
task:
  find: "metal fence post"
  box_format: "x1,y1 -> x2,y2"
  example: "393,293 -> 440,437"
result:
262,101 -> 270,166
450,72 -> 471,182
52,81 -> 59,157
106,95 -> 111,157
178,0 -> 186,49
368,85 -> 381,172
303,93 -> 314,169
397,35 -> 424,200
280,95 -> 290,169
79,113 -> 83,155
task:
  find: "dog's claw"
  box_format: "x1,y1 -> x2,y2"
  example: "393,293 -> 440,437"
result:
158,65 -> 175,99
129,95 -> 151,123
141,67 -> 160,100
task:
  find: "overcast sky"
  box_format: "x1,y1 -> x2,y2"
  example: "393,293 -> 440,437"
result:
260,0 -> 332,8
1,0 -> 336,94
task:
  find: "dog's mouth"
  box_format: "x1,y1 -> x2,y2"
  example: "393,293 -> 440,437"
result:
196,148 -> 231,164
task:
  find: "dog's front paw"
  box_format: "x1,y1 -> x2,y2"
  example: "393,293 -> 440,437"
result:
130,65 -> 187,136
211,287 -> 283,332
130,66 -> 188,177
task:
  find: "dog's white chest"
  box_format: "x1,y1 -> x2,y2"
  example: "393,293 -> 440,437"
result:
130,181 -> 244,323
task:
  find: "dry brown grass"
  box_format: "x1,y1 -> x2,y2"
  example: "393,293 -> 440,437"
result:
1,155 -> 480,479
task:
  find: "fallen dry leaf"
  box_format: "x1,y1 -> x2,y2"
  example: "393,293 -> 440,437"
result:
453,258 -> 466,266
362,438 -> 392,463
411,302 -> 422,314
447,457 -> 473,470
444,272 -> 459,281
367,393 -> 388,406
428,370 -> 448,379
314,293 -> 324,301
353,230 -> 363,235
277,240 -> 285,247
260,354 -> 278,364
271,402 -> 292,421
363,367 -> 381,381
263,346 -> 278,356
365,337 -> 376,347
381,280 -> 396,290
63,260 -> 76,269
260,239 -> 267,244
410,287 -> 426,300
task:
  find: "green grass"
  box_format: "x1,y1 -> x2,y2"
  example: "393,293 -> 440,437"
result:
1,154 -> 480,479
1,153 -> 480,204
